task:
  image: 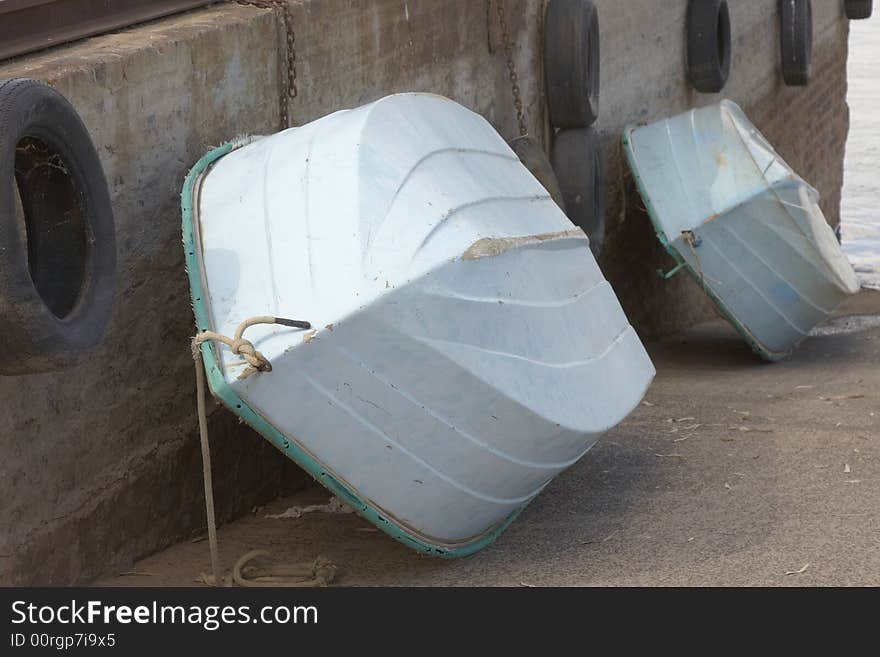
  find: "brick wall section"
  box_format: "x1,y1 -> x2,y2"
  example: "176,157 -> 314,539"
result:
752,36 -> 850,236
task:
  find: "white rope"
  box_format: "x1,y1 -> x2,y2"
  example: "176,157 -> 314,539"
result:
191,316 -> 337,587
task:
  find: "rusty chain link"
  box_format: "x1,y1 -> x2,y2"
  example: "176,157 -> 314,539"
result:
235,1 -> 297,129
490,0 -> 528,137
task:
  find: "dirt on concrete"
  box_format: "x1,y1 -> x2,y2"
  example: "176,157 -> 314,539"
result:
98,291 -> 880,587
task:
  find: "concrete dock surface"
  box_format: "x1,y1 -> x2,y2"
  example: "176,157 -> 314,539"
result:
99,291 -> 880,587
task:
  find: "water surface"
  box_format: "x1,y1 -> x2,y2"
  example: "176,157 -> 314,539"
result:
842,18 -> 880,290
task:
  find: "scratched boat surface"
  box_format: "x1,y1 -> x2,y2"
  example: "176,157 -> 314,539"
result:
184,93 -> 655,553
624,100 -> 860,361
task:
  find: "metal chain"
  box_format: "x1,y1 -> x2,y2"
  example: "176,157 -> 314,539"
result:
235,1 -> 298,129
490,0 -> 528,137
538,0 -> 550,152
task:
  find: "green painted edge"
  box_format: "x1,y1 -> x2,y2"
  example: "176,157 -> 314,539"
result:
180,138 -> 527,558
621,126 -> 788,362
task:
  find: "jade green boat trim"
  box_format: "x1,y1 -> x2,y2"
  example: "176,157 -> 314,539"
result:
181,139 -> 527,557
622,126 -> 786,361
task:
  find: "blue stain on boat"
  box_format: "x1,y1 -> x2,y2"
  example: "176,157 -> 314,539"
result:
623,100 -> 860,361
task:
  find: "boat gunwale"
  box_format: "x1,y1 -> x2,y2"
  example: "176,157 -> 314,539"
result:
181,137 -> 528,557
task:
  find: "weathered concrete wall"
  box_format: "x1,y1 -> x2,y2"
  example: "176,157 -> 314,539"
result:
0,6 -> 294,586
286,0 -> 545,139
0,0 -> 851,584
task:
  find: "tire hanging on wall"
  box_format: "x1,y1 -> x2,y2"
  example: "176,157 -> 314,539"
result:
845,0 -> 873,19
0,78 -> 117,375
780,0 -> 813,86
686,0 -> 732,93
509,136 -> 567,212
550,127 -> 605,258
543,0 -> 600,128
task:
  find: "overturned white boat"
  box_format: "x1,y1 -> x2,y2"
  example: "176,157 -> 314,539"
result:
624,100 -> 860,360
183,93 -> 654,555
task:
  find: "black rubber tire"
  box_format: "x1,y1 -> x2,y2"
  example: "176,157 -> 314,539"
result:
780,0 -> 813,86
0,78 -> 116,375
550,127 -> 605,258
509,136 -> 567,212
544,0 -> 600,128
845,0 -> 873,19
686,0 -> 732,93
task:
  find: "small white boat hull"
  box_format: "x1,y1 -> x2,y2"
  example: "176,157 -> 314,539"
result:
624,100 -> 859,360
183,93 -> 654,553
